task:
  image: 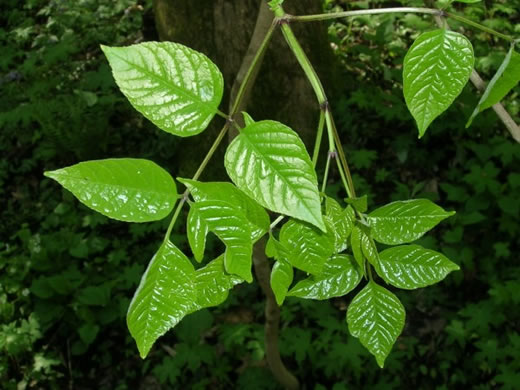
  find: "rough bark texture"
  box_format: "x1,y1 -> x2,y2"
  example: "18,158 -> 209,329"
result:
152,0 -> 336,177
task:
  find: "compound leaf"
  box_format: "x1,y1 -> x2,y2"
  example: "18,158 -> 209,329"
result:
102,42 -> 224,137
45,158 -> 176,223
288,254 -> 361,300
367,199 -> 455,245
127,241 -> 196,358
270,260 -> 294,306
403,29 -> 474,137
224,120 -> 324,231
377,245 -> 460,289
347,281 -> 405,368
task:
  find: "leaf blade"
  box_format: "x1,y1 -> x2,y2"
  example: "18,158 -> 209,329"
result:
270,260 -> 294,306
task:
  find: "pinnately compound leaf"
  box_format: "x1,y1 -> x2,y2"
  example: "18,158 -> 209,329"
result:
377,245 -> 460,289
347,281 -> 405,368
288,254 -> 361,300
467,46 -> 520,127
127,241 -> 196,358
403,29 -> 474,137
45,158 -> 176,222
102,42 -> 224,137
225,120 -> 325,231
367,199 -> 455,245
270,259 -> 294,306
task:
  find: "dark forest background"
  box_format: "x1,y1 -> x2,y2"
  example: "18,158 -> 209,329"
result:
1,0 -> 519,389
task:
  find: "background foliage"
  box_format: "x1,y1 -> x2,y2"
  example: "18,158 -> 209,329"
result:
1,0 -> 519,389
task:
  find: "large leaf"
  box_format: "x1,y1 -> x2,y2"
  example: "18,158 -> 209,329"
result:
288,254 -> 361,300
194,255 -> 242,309
179,179 -> 269,241
127,241 -> 196,358
467,46 -> 520,127
102,42 -> 224,137
347,281 -> 405,368
189,201 -> 253,282
403,29 -> 474,137
279,219 -> 335,275
377,245 -> 460,289
326,197 -> 355,253
367,199 -> 455,245
45,158 -> 176,222
224,120 -> 324,231
270,260 -> 294,306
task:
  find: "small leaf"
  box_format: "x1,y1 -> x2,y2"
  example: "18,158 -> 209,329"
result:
326,197 -> 355,252
376,245 -> 460,289
102,42 -> 224,137
270,260 -> 294,306
359,225 -> 379,268
288,254 -> 361,300
347,281 -> 405,368
350,225 -> 365,274
225,120 -> 324,231
127,241 -> 196,358
242,112 -> 255,127
189,201 -> 253,282
367,199 -> 455,245
279,219 -> 335,275
187,206 -> 208,262
467,46 -> 520,127
45,159 -> 176,222
194,255 -> 242,309
345,195 -> 368,213
403,29 -> 474,137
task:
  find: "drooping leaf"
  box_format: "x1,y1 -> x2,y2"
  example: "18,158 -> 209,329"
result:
270,260 -> 294,306
347,281 -> 405,368
224,120 -> 325,231
403,29 -> 474,137
350,225 -> 365,274
101,42 -> 224,137
279,219 -> 334,275
45,159 -> 176,222
377,245 -> 460,289
189,201 -> 253,282
179,179 -> 269,241
187,206 -> 209,262
127,241 -> 196,358
288,254 -> 361,300
345,195 -> 368,213
467,46 -> 520,127
194,255 -> 242,309
326,197 -> 355,253
367,199 -> 455,245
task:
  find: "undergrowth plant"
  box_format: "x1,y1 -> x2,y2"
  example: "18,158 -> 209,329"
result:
44,0 -> 519,385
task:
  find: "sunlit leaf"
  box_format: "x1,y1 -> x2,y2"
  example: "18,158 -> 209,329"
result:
187,206 -> 209,262
270,260 -> 294,305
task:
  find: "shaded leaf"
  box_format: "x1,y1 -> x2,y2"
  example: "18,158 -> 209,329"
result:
350,225 -> 365,274
345,195 -> 368,213
326,197 -> 355,253
270,260 -> 294,305
187,206 -> 209,262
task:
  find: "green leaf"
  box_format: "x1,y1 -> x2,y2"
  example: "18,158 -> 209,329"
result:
288,254 -> 361,300
242,112 -> 255,127
345,195 -> 368,213
367,199 -> 455,245
194,255 -> 242,309
326,197 -> 355,252
359,225 -> 379,268
189,201 -> 253,282
187,206 -> 209,262
127,241 -> 196,358
224,120 -> 324,231
376,245 -> 460,289
403,29 -> 474,137
279,219 -> 334,275
101,42 -> 224,137
467,46 -> 520,127
270,260 -> 294,306
179,179 -> 269,241
45,159 -> 176,223
347,281 -> 405,368
350,225 -> 365,274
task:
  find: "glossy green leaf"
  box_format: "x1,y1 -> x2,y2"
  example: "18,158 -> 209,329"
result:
377,245 -> 460,289
467,46 -> 520,127
279,219 -> 335,275
189,201 -> 253,282
345,195 -> 368,213
270,260 -> 294,306
179,179 -> 269,242
224,120 -> 325,231
350,225 -> 365,273
288,254 -> 361,300
187,206 -> 209,262
194,255 -> 242,309
403,29 -> 474,137
101,42 -> 224,137
360,225 -> 379,268
127,241 -> 196,358
45,158 -> 176,222
347,281 -> 405,368
367,199 -> 455,245
326,198 -> 355,253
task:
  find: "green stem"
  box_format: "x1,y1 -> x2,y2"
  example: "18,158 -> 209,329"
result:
335,154 -> 351,199
321,151 -> 332,194
312,110 -> 325,167
287,7 -> 440,22
444,11 -> 514,42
